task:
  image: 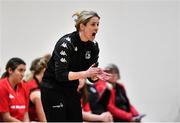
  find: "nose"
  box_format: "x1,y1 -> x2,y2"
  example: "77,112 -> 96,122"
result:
94,24 -> 99,32
21,71 -> 25,78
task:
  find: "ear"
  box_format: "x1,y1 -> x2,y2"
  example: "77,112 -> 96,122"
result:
7,68 -> 13,75
80,23 -> 85,31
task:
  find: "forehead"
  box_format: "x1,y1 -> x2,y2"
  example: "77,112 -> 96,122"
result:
15,64 -> 26,70
88,16 -> 100,23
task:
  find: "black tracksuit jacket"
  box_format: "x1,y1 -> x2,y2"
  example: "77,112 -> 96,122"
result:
40,31 -> 99,122
42,31 -> 99,88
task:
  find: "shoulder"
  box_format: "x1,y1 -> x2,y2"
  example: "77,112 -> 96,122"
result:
0,78 -> 8,89
116,82 -> 126,90
53,32 -> 76,53
91,40 -> 99,53
24,80 -> 38,91
19,82 -> 28,89
54,32 -> 82,56
30,90 -> 40,101
117,82 -> 124,86
93,40 -> 99,47
0,78 -> 10,96
88,40 -> 99,50
20,82 -> 31,98
56,32 -> 76,46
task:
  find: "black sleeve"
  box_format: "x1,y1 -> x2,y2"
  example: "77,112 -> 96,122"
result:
53,37 -> 73,82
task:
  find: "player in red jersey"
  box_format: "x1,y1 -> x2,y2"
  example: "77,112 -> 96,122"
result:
25,54 -> 51,122
95,64 -> 145,122
0,57 -> 29,122
78,78 -> 113,122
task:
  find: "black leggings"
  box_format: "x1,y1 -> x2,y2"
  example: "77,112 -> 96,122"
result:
40,85 -> 82,122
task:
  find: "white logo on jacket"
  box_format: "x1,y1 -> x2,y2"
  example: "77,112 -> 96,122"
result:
65,37 -> 71,42
60,50 -> 67,56
60,58 -> 67,63
52,102 -> 64,108
61,42 -> 67,48
85,51 -> 91,59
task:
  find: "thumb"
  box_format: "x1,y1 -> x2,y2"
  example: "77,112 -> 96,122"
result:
91,62 -> 99,68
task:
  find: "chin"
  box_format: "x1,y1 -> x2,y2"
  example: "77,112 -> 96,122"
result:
89,38 -> 95,41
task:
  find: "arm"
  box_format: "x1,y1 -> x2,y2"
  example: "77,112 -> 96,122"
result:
30,90 -> 47,122
68,66 -> 103,81
53,39 -> 102,82
0,87 -> 22,122
130,104 -> 139,116
23,112 -> 30,122
1,112 -> 21,122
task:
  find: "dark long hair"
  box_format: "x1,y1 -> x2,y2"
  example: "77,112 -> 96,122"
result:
1,57 -> 26,78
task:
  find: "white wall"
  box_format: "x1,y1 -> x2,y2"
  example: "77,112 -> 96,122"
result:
1,0 -> 179,121
0,1 -> 2,75
177,1 -> 180,121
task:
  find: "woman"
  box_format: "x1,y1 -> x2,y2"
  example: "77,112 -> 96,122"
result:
25,54 -> 51,122
96,64 -> 141,122
40,10 -> 110,121
0,57 -> 29,122
78,79 -> 113,122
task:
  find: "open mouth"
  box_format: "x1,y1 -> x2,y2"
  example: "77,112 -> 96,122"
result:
92,32 -> 96,36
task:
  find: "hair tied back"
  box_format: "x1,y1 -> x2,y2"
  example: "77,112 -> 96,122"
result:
72,11 -> 80,22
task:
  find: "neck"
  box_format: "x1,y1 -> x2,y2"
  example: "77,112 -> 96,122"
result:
35,74 -> 41,83
79,32 -> 89,42
8,76 -> 17,89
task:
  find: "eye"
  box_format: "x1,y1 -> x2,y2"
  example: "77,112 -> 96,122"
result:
91,23 -> 99,27
91,23 -> 96,26
17,68 -> 26,72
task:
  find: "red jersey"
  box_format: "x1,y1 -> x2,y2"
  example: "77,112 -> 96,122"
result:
0,78 -> 29,121
25,79 -> 39,121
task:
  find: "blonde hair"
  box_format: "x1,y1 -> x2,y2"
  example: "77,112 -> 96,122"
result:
25,54 -> 51,81
72,10 -> 100,31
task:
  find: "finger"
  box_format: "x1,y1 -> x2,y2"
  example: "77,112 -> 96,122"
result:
97,74 -> 111,81
103,71 -> 112,77
90,63 -> 96,67
90,62 -> 99,68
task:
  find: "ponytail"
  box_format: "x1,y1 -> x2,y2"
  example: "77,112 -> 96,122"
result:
1,72 -> 8,78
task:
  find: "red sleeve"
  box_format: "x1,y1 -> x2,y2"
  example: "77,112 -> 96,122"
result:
130,105 -> 139,116
0,86 -> 9,112
107,89 -> 133,121
25,80 -> 39,93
